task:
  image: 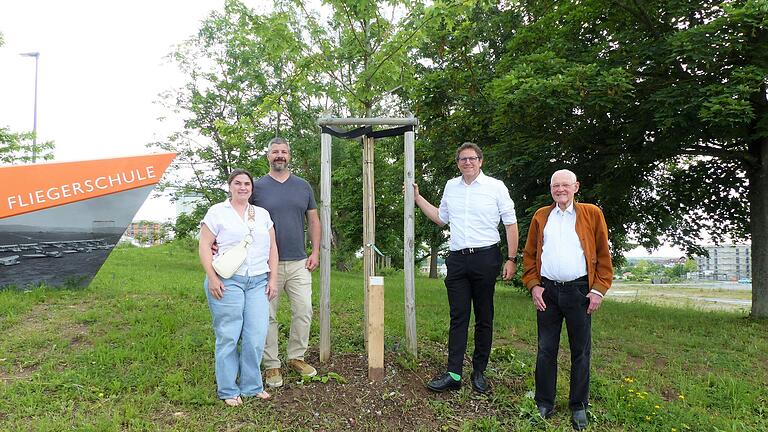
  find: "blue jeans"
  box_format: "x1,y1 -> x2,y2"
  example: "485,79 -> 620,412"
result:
205,273 -> 269,399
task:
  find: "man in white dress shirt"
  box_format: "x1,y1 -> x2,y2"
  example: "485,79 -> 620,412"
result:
522,169 -> 613,430
413,142 -> 518,394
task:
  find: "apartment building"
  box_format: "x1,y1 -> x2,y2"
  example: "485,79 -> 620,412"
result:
694,244 -> 751,280
123,221 -> 167,245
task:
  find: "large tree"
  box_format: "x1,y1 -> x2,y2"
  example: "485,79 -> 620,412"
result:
487,0 -> 767,317
158,0 -> 439,268
411,2 -> 526,276
154,0 -> 323,234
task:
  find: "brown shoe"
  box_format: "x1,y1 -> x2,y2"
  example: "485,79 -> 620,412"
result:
264,368 -> 283,388
287,359 -> 317,377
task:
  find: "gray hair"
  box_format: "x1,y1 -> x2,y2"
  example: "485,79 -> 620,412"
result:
267,137 -> 290,153
550,169 -> 577,185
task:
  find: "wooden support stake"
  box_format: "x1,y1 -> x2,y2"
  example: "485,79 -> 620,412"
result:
403,129 -> 417,357
368,275 -> 385,381
362,135 -> 376,348
319,132 -> 332,362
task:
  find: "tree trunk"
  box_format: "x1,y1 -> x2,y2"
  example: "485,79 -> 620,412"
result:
429,242 -> 439,279
751,134 -> 768,318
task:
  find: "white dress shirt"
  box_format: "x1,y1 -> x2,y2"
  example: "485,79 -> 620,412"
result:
438,171 -> 517,251
202,200 -> 273,276
540,202 -> 588,282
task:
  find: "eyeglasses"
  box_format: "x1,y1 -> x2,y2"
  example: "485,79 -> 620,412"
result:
551,183 -> 576,189
457,156 -> 480,163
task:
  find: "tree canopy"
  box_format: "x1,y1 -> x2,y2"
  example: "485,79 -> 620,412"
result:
157,0 -> 768,317
413,0 -> 767,317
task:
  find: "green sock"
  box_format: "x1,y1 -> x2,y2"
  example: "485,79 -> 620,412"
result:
448,372 -> 461,381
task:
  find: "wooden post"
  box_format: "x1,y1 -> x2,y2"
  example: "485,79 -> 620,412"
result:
368,276 -> 385,381
403,128 -> 417,357
319,132 -> 332,362
362,135 -> 376,347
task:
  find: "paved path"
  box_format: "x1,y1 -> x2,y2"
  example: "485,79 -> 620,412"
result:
610,281 -> 752,310
615,281 -> 751,291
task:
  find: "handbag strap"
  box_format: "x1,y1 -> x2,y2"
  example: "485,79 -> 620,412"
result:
246,205 -> 257,230
241,205 -> 257,246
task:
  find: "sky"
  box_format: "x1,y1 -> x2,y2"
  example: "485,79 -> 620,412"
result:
625,243 -> 684,258
0,1 -> 270,222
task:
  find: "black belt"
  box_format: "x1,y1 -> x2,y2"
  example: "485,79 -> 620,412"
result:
541,275 -> 588,286
450,244 -> 498,255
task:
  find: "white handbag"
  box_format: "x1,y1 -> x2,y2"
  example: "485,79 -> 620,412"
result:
212,205 -> 256,278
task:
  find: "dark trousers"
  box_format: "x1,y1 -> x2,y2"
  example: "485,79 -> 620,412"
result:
535,277 -> 592,411
444,246 -> 501,375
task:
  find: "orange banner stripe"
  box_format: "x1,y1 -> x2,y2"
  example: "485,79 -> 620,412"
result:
0,153 -> 176,219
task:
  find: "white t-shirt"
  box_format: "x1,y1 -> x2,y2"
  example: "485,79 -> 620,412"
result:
201,200 -> 273,277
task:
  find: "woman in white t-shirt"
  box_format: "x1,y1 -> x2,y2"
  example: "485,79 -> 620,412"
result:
198,169 -> 278,406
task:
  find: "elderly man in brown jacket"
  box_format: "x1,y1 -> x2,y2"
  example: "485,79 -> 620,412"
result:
522,169 -> 612,430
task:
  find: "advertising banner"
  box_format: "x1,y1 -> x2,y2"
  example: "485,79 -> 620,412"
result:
0,153 -> 176,288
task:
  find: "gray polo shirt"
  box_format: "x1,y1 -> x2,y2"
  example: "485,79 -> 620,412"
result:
250,173 -> 317,261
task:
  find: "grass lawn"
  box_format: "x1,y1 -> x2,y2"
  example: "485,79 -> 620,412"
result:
1,241 -> 767,431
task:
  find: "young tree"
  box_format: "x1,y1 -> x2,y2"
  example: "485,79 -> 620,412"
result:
275,0 -> 450,268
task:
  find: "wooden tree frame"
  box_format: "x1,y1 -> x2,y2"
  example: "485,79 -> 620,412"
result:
317,116 -> 418,380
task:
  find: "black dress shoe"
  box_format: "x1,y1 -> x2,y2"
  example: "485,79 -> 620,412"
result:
426,373 -> 461,392
470,370 -> 489,393
537,404 -> 554,419
571,409 -> 588,430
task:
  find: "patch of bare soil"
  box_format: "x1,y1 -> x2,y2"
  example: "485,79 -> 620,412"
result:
2,301 -> 94,380
661,388 -> 680,402
266,350 -> 505,431
0,362 -> 35,383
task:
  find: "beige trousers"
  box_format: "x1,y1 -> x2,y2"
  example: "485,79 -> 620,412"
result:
262,259 -> 313,369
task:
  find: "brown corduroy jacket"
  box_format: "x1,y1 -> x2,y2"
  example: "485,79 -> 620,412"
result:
522,202 -> 613,295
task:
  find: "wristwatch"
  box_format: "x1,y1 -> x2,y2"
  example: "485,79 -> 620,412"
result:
507,256 -> 517,263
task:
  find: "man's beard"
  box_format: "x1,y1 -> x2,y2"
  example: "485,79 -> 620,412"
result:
271,159 -> 288,171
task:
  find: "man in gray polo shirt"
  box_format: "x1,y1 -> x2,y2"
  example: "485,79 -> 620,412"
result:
251,137 -> 321,387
